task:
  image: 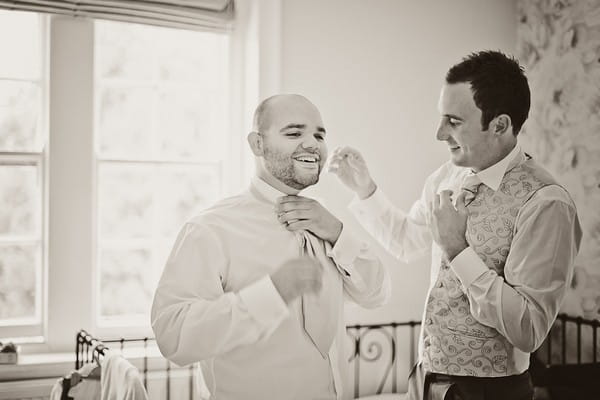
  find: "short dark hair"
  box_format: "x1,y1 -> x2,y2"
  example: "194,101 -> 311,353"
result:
446,50 -> 530,135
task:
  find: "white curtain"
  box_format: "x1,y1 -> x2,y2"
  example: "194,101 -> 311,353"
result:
0,0 -> 234,31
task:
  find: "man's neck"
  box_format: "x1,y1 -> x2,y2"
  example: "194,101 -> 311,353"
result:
256,170 -> 301,195
473,142 -> 517,173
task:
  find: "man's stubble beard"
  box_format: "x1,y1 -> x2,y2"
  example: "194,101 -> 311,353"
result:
263,147 -> 320,190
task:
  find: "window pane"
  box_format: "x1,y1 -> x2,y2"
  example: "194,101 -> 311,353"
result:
156,165 -> 220,238
97,86 -> 154,159
0,243 -> 39,321
95,21 -> 154,81
0,10 -> 40,80
98,164 -> 153,239
0,165 -> 40,237
95,19 -> 230,325
155,29 -> 224,83
156,88 -> 221,162
0,81 -> 42,152
99,163 -> 221,240
0,10 -> 45,335
97,163 -> 220,321
99,247 -> 153,318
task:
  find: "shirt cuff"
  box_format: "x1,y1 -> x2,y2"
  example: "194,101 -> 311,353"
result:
449,247 -> 489,288
238,275 -> 289,330
329,227 -> 360,269
348,188 -> 397,220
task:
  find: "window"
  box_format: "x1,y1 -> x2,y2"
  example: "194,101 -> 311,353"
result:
94,21 -> 230,325
0,10 -> 47,339
0,1 -> 270,350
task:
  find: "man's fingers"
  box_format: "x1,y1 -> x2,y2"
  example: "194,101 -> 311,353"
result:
456,191 -> 468,213
327,162 -> 340,173
327,151 -> 346,163
277,202 -> 312,212
278,209 -> 310,223
276,202 -> 313,213
284,219 -> 310,231
439,190 -> 454,209
326,156 -> 345,173
331,146 -> 343,156
330,157 -> 360,175
433,193 -> 440,210
331,146 -> 363,160
277,195 -> 313,204
344,153 -> 364,172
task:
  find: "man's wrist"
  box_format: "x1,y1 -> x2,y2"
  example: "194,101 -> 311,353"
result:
327,220 -> 343,245
358,180 -> 377,200
444,241 -> 469,262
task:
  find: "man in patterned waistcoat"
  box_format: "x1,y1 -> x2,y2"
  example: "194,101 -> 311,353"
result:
328,50 -> 582,400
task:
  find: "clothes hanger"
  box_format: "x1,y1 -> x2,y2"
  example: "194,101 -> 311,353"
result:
85,343 -> 105,380
70,343 -> 105,387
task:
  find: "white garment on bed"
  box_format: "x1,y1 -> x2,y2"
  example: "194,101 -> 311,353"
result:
100,352 -> 148,400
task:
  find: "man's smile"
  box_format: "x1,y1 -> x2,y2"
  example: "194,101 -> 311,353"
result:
293,153 -> 320,165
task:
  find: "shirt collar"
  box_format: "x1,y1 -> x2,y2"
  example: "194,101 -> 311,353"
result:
474,145 -> 524,191
250,176 -> 304,204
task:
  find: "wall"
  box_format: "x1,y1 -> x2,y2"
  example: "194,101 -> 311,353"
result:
279,0 -> 518,326
517,0 -> 600,361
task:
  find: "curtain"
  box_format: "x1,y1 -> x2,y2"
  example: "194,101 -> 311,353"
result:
0,0 -> 234,31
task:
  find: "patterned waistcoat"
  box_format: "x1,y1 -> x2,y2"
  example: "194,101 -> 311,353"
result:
421,156 -> 559,377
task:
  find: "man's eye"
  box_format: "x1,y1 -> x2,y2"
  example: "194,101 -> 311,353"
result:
448,118 -> 460,127
315,134 -> 325,141
286,132 -> 301,137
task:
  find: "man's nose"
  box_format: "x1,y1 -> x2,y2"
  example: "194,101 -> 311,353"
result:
302,135 -> 319,149
436,124 -> 449,141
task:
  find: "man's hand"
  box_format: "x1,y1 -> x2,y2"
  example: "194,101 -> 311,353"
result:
430,190 -> 469,261
327,146 -> 377,200
270,257 -> 323,305
276,196 -> 343,245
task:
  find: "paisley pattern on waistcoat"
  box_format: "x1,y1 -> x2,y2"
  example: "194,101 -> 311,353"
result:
421,157 -> 559,376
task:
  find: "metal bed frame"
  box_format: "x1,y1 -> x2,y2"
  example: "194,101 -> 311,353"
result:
75,313 -> 599,399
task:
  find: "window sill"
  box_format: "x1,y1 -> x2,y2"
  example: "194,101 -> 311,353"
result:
0,344 -> 172,382
0,352 -> 73,382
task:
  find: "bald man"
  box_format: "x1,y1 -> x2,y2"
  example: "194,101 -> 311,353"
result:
151,94 -> 390,400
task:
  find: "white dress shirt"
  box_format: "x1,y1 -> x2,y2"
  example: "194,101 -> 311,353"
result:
151,177 -> 390,400
349,146 -> 582,372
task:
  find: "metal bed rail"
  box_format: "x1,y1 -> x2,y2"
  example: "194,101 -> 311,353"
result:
74,313 -> 599,399
76,330 -> 195,400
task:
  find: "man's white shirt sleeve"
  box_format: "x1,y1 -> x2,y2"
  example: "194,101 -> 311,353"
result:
328,225 -> 391,308
151,222 -> 288,367
348,186 -> 432,263
449,186 -> 582,352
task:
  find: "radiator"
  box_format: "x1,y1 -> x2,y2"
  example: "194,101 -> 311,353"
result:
0,369 -> 198,400
0,378 -> 54,400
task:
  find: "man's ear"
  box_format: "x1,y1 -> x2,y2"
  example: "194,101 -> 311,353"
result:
491,114 -> 512,136
247,131 -> 264,156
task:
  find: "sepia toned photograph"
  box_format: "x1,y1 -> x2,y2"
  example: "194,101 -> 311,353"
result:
0,1 -> 598,399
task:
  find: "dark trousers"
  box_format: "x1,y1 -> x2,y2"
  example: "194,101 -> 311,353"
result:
407,363 -> 533,400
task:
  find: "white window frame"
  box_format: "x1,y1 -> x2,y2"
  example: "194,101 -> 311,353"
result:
2,0 -> 281,356
92,21 -> 232,334
0,12 -> 50,343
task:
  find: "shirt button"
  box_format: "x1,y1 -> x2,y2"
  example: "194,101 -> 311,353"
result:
426,318 -> 433,325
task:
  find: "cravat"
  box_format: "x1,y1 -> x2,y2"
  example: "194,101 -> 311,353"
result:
297,230 -> 341,358
461,172 -> 482,206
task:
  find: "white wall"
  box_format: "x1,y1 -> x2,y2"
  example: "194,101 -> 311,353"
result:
279,0 -> 518,325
